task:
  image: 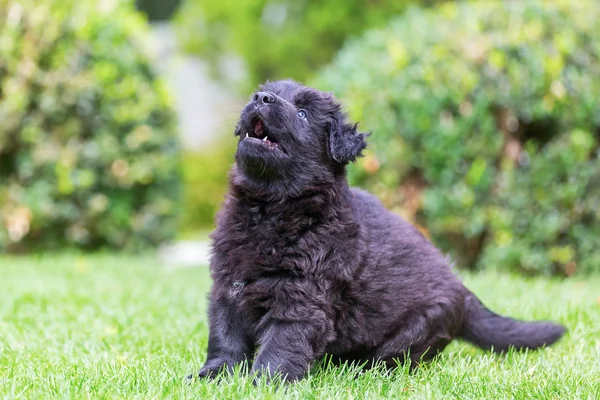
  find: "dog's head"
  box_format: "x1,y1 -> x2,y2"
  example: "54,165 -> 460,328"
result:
233,80 -> 368,196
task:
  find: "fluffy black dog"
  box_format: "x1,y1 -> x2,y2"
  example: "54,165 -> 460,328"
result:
193,80 -> 565,382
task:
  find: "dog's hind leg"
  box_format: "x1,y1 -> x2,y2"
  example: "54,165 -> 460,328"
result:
369,305 -> 460,370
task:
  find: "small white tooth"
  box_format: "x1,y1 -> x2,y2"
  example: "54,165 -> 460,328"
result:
245,132 -> 249,138
263,136 -> 268,141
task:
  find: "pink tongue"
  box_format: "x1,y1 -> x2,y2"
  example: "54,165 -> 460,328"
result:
254,121 -> 263,135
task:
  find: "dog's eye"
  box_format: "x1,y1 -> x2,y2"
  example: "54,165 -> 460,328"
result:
297,109 -> 307,120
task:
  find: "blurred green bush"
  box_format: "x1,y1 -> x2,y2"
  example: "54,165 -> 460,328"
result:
0,0 -> 180,251
316,0 -> 600,275
180,142 -> 235,234
176,0 -> 444,92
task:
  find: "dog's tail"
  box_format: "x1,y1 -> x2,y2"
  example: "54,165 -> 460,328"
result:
457,292 -> 566,353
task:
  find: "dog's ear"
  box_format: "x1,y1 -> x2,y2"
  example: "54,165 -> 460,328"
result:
328,115 -> 368,164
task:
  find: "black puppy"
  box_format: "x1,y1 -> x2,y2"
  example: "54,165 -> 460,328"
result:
192,80 -> 565,382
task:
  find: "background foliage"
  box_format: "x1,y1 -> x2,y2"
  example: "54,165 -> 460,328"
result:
136,0 -> 182,22
3,0 -> 599,277
176,0 -> 445,92
316,0 -> 600,275
0,0 -> 180,251
181,142 -> 235,234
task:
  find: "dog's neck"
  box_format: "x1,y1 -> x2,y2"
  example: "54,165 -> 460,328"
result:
230,163 -> 348,200
228,166 -> 353,220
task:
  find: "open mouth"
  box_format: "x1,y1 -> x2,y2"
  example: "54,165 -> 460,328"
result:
243,118 -> 282,151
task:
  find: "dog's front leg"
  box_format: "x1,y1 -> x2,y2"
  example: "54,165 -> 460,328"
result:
252,321 -> 326,383
192,298 -> 253,379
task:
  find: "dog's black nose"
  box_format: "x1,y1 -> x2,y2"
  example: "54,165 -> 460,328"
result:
253,92 -> 276,105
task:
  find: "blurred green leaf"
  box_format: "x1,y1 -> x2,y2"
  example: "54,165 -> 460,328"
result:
0,0 -> 180,252
175,0 -> 448,92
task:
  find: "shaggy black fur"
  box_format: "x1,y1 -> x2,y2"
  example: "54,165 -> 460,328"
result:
192,80 -> 566,382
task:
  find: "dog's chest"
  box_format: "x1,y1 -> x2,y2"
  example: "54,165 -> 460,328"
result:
214,218 -> 314,282
210,197 -> 359,311
212,222 -> 326,327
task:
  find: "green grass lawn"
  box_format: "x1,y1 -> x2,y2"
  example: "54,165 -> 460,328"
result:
0,254 -> 598,399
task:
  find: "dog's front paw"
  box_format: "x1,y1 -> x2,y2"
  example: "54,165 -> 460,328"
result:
251,369 -> 275,386
187,359 -> 231,382
187,367 -> 216,381
251,365 -> 298,385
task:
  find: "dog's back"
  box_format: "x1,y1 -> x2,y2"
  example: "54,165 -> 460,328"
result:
346,188 -> 565,360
